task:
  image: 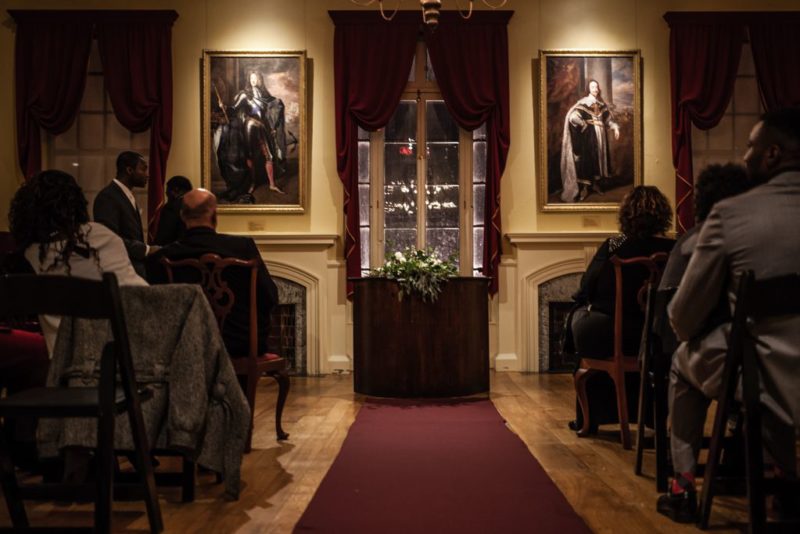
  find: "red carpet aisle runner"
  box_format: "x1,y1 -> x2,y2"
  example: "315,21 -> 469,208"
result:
294,399 -> 591,533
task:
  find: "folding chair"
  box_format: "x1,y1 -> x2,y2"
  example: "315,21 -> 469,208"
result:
0,273 -> 163,533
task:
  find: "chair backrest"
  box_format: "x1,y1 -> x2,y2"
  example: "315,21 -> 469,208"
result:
610,252 -> 669,359
0,272 -> 138,397
161,253 -> 259,358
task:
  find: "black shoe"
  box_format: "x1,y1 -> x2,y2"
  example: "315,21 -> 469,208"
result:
657,486 -> 697,524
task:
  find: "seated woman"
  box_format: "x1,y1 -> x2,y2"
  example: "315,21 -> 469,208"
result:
9,169 -> 147,354
566,185 -> 674,432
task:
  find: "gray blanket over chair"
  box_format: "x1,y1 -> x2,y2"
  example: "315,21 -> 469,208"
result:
38,284 -> 251,500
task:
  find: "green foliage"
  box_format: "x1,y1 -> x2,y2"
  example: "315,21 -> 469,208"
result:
369,248 -> 458,302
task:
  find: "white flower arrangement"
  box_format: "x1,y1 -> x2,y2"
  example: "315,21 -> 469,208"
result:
369,248 -> 458,302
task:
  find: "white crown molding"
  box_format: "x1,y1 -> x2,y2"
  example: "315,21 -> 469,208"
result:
243,233 -> 339,248
506,232 -> 614,245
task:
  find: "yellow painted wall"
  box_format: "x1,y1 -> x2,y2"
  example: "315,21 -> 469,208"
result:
1,0 -> 797,244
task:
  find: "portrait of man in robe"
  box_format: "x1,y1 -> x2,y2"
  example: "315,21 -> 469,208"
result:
538,51 -> 641,211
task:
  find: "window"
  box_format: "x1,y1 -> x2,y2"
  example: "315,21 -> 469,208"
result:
48,42 -> 150,224
692,43 -> 763,169
359,41 -> 486,277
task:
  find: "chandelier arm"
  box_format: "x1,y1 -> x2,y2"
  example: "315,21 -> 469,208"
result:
452,0 -> 474,19
480,0 -> 508,7
350,0 -> 379,5
379,0 -> 402,21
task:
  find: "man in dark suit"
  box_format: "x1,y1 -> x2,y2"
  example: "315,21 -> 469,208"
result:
147,188 -> 279,356
93,151 -> 155,277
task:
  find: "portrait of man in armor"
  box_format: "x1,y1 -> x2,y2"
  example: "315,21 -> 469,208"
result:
538,51 -> 641,211
203,51 -> 306,212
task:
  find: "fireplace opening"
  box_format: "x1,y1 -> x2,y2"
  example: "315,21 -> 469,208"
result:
547,301 -> 577,373
268,303 -> 297,371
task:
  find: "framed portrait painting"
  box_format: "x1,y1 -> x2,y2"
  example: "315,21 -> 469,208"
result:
202,50 -> 307,213
538,50 -> 642,211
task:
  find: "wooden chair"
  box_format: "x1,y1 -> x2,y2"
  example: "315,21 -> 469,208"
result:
0,273 -> 163,533
162,254 -> 290,453
699,271 -> 800,533
634,285 -> 673,491
574,252 -> 668,450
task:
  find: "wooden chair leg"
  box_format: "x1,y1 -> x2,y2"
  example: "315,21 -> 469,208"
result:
653,364 -> 671,493
268,369 -> 290,441
123,397 -> 163,533
243,372 -> 259,453
181,458 -> 196,503
0,429 -> 28,528
635,353 -> 651,475
698,393 -> 733,529
574,367 -> 595,437
95,410 -> 115,534
614,371 -> 632,450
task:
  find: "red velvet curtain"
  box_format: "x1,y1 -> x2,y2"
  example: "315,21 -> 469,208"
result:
664,13 -> 745,233
748,13 -> 800,111
10,11 -> 93,180
10,10 -> 177,243
426,11 -> 512,295
330,11 -> 419,295
96,11 -> 177,242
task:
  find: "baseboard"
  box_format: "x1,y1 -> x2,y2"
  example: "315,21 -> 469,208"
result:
493,353 -> 519,372
328,354 -> 352,371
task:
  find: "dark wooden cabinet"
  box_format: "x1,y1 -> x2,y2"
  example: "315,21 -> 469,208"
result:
352,277 -> 490,397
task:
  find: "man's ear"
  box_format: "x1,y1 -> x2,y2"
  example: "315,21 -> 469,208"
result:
765,144 -> 782,169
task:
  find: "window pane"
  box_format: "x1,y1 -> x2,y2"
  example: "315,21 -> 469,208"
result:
473,227 -> 485,272
358,184 -> 370,226
427,143 -> 459,185
426,229 -> 459,267
473,184 -> 485,226
106,115 -> 131,149
734,77 -> 760,115
79,114 -> 104,150
357,126 -> 370,141
426,101 -> 458,142
426,184 -> 459,228
472,123 -> 487,141
408,54 -> 416,83
384,141 -> 417,229
54,123 -> 78,151
385,101 -> 417,142
358,141 -> 370,184
472,141 -> 486,184
385,228 -> 417,255
77,155 -> 107,192
82,75 -> 104,112
425,49 -> 436,82
360,227 -> 370,270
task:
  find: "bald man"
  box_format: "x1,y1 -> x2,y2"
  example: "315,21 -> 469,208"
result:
146,189 -> 279,356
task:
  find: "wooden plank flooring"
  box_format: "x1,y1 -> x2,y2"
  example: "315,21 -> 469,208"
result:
1,372 -> 750,533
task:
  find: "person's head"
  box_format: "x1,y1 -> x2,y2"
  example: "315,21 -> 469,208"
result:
8,170 -> 94,273
165,175 -> 192,201
248,70 -> 264,90
743,108 -> 800,184
694,163 -> 752,223
115,151 -> 148,189
180,188 -> 217,229
618,185 -> 672,239
587,79 -> 601,99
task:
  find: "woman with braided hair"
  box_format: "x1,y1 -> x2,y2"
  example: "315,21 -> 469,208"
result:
9,170 -> 147,354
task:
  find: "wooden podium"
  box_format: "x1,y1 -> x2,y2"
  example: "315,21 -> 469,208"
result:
351,277 -> 490,397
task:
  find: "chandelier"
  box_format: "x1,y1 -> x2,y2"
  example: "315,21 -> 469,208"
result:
351,0 -> 508,28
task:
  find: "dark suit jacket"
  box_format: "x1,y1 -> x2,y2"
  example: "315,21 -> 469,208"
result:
154,198 -> 186,246
93,181 -> 147,277
146,227 -> 279,355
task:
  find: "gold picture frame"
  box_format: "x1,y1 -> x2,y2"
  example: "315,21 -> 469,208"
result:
537,50 -> 642,212
202,50 -> 307,213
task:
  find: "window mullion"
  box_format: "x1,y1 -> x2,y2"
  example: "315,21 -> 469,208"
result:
459,128 -> 472,276
417,92 -> 426,251
371,129 -> 385,268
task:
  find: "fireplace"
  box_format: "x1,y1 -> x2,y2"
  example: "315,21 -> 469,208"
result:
537,273 -> 581,372
271,277 -> 307,375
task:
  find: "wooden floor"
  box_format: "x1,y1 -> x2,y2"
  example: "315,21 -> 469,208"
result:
1,372 -> 751,533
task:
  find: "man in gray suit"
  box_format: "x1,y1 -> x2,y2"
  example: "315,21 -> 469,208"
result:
657,108 -> 800,523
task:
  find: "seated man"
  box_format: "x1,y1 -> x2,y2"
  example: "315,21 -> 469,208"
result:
658,108 -> 800,522
147,189 -> 278,356
154,175 -> 192,246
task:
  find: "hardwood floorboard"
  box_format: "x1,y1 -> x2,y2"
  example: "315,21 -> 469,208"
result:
1,372 -> 753,533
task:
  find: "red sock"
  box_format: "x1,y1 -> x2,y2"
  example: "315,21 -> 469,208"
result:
671,472 -> 695,494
